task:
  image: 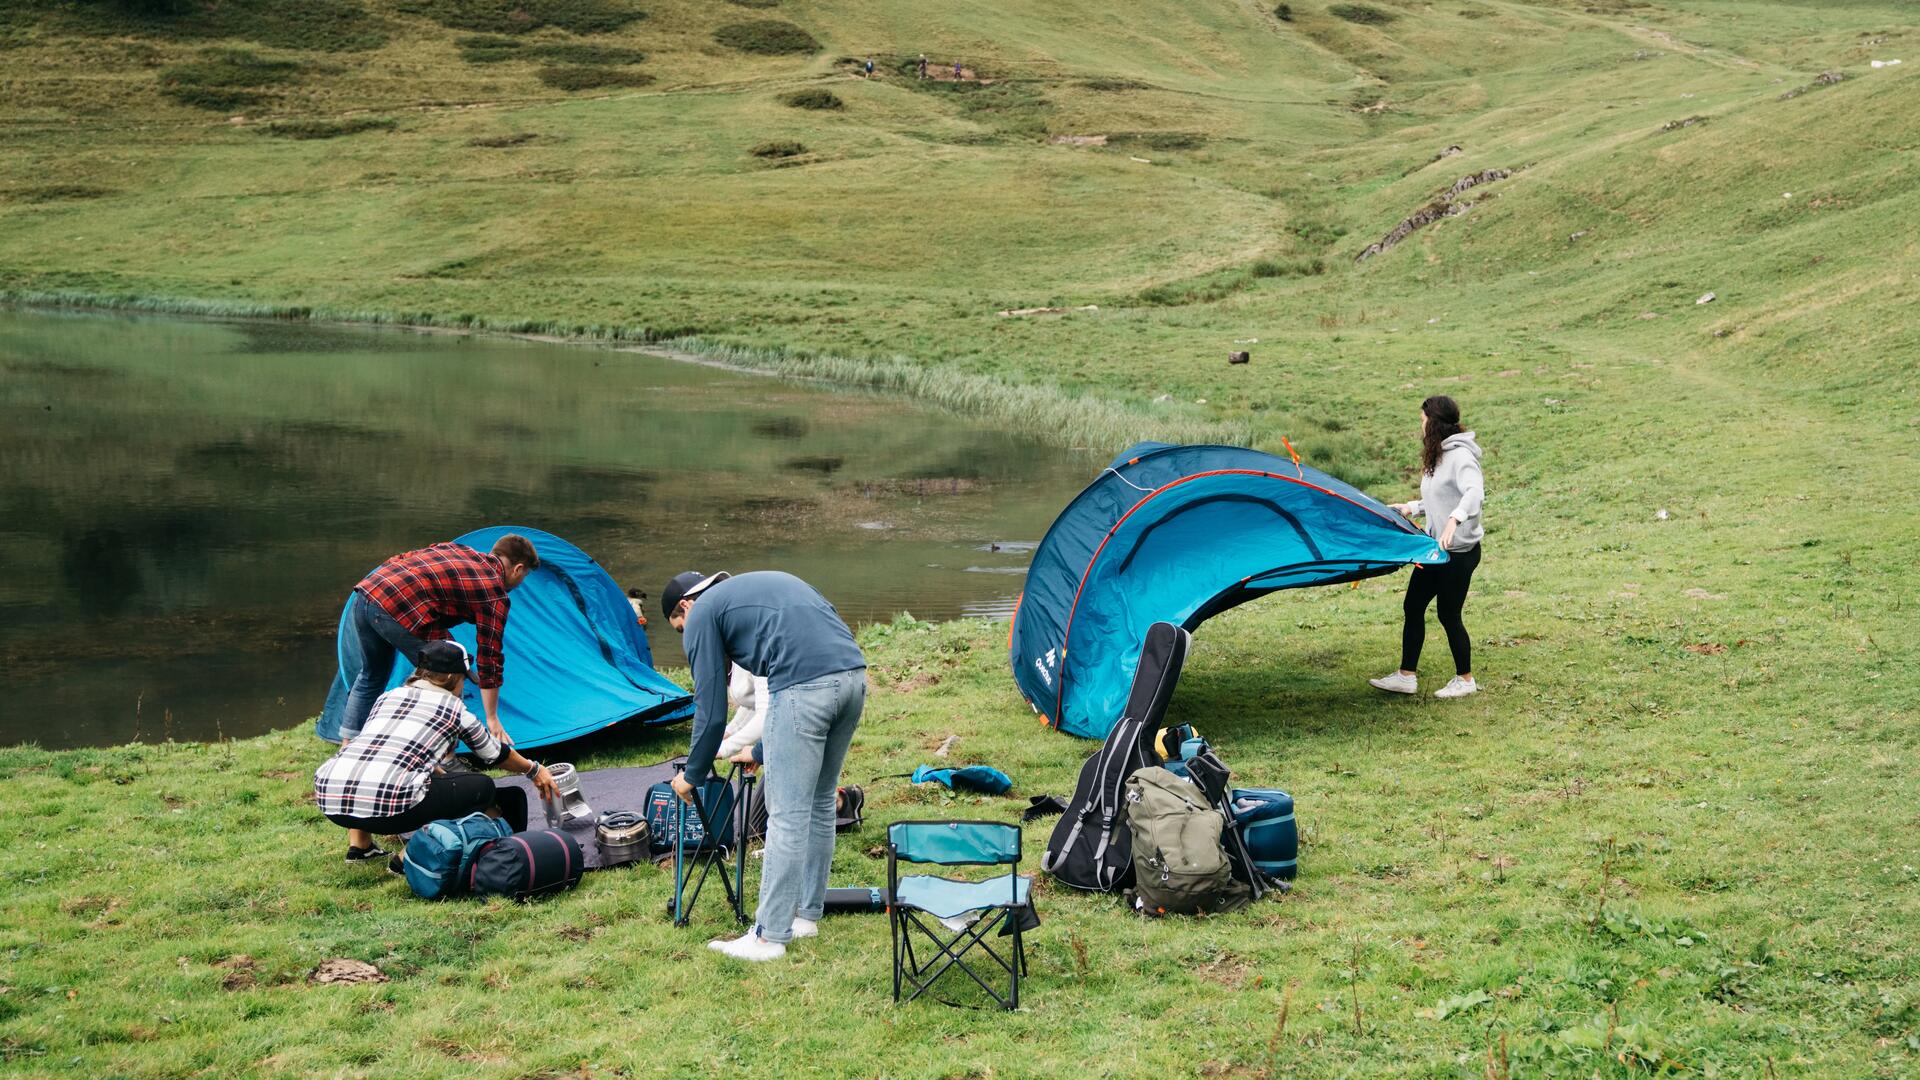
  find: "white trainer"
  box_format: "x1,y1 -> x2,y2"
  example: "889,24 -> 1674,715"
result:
708,933 -> 786,962
790,917 -> 819,939
1368,672 -> 1418,694
1434,675 -> 1479,699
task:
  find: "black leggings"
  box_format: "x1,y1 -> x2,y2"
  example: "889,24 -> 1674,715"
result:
1400,543 -> 1481,676
326,771 -> 528,835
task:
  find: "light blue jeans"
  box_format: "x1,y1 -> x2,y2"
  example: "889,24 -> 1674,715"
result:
754,669 -> 865,944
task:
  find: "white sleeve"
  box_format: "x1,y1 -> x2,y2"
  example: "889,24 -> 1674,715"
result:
1449,458 -> 1484,522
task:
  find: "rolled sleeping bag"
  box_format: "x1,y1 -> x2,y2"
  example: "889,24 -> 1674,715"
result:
823,886 -> 888,914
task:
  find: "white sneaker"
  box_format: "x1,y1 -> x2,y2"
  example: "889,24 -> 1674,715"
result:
1434,676 -> 1478,699
790,917 -> 819,939
708,932 -> 786,962
1368,672 -> 1418,694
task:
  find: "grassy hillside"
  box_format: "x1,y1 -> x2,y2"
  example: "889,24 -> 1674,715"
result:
3,0 -> 1919,1076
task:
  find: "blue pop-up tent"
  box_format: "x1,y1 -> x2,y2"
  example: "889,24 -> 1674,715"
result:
317,525 -> 693,748
1010,443 -> 1447,738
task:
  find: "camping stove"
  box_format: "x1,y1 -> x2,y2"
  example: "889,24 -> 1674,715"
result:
595,811 -> 651,867
544,762 -> 596,825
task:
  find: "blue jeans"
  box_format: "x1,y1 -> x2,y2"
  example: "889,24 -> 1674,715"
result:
338,591 -> 427,741
754,669 -> 865,944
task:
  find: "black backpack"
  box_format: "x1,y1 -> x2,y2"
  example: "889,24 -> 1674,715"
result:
1043,621 -> 1191,891
468,828 -> 584,900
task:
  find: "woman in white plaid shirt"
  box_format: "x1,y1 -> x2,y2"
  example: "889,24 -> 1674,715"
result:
316,640 -> 558,865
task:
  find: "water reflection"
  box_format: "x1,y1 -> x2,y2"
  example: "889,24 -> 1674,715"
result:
0,309 -> 1093,747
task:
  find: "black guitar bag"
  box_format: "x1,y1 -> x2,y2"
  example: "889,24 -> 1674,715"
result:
1042,621 -> 1192,891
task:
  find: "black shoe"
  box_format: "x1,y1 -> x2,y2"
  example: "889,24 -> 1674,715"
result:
345,843 -> 391,865
388,853 -> 404,876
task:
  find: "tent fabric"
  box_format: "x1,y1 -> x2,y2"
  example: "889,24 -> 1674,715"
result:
316,526 -> 693,748
1010,442 -> 1446,739
910,765 -> 1015,795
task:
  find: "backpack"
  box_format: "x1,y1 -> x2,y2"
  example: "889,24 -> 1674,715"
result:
1121,767 -> 1250,916
1044,622 -> 1190,892
468,828 -> 584,900
402,813 -> 513,900
1231,788 -> 1298,882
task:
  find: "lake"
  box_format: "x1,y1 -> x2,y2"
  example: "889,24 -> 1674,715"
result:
0,309 -> 1098,748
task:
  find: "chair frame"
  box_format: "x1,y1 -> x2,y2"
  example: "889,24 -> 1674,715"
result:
887,819 -> 1030,1010
671,762 -> 755,928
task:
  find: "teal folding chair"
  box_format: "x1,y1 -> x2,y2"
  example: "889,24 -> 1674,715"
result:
888,820 -> 1032,1010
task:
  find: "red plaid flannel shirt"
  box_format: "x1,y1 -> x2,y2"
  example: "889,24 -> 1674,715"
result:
356,543 -> 511,688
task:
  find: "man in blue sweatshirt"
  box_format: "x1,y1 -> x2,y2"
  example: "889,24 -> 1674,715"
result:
663,570 -> 867,962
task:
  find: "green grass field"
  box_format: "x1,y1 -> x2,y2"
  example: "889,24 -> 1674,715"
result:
3,0 -> 1918,1075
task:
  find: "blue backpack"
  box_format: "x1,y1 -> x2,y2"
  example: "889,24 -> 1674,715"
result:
402,813 -> 514,900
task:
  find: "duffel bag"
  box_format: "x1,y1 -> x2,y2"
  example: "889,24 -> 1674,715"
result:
402,812 -> 513,900
1231,788 -> 1298,881
469,829 -> 584,900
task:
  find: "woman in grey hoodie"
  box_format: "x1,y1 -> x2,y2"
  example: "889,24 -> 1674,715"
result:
1371,394 -> 1484,698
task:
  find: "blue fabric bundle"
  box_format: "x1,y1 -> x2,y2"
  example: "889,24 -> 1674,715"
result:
910,765 -> 1014,795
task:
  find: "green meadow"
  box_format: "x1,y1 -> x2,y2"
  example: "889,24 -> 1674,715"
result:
2,0 -> 1918,1075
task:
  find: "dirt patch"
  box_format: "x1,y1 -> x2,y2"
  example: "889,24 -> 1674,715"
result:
1193,951 -> 1258,989
310,958 -> 387,986
1658,115 -> 1708,132
892,672 -> 940,694
1683,587 -> 1727,601
1355,169 -> 1511,262
997,304 -> 1098,317
468,132 -> 538,148
1048,134 -> 1107,146
1684,642 -> 1728,655
216,955 -> 258,991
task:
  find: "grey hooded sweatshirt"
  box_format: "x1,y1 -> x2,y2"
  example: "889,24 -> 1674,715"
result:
1409,431 -> 1484,552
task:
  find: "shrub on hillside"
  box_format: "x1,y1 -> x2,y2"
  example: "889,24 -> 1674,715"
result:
537,65 -> 656,90
1275,4 -> 1293,21
780,88 -> 842,110
1109,131 -> 1206,151
395,0 -> 646,36
158,48 -> 299,110
749,140 -> 807,158
1081,78 -> 1149,91
262,117 -> 396,139
727,0 -> 780,7
458,36 -> 646,65
1329,3 -> 1395,24
713,20 -> 819,55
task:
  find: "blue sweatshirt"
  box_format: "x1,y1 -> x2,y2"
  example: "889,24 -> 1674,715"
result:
681,572 -> 866,785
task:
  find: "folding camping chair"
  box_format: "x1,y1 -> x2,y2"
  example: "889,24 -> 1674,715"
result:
671,763 -> 756,928
887,820 -> 1032,1010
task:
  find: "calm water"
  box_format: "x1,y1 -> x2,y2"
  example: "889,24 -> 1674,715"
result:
0,309 -> 1097,748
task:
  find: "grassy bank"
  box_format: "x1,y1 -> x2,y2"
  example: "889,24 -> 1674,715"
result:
4,0 -> 1919,1075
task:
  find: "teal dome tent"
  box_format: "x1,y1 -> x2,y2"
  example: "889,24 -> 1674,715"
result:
1010,443 -> 1446,739
317,526 -> 693,748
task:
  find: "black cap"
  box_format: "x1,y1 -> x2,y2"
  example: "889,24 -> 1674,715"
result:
417,639 -> 477,678
661,570 -> 730,619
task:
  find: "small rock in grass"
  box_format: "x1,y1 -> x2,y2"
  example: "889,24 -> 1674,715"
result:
1696,292 -> 1716,304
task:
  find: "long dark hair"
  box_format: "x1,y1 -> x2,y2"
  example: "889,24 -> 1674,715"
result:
1419,395 -> 1463,475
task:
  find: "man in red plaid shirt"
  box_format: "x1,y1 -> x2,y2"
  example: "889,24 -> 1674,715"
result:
337,534 -> 540,744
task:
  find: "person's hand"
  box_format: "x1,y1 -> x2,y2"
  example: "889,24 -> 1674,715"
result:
670,773 -> 698,805
727,747 -> 759,773
1439,520 -> 1458,548
530,763 -> 560,801
488,716 -> 513,747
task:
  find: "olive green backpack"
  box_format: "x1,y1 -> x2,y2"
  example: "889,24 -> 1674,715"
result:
1121,766 -> 1251,916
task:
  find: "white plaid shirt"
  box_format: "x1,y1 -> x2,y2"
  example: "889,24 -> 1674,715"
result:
314,684 -> 506,819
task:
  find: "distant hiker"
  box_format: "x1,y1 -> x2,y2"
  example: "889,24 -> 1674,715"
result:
953,59 -> 964,80
336,534 -> 539,744
864,57 -> 875,78
662,570 -> 867,962
918,54 -> 928,79
627,586 -> 648,627
316,640 -> 558,866
1371,395 -> 1485,699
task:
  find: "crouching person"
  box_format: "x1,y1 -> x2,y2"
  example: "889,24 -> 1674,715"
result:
316,640 -> 558,867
